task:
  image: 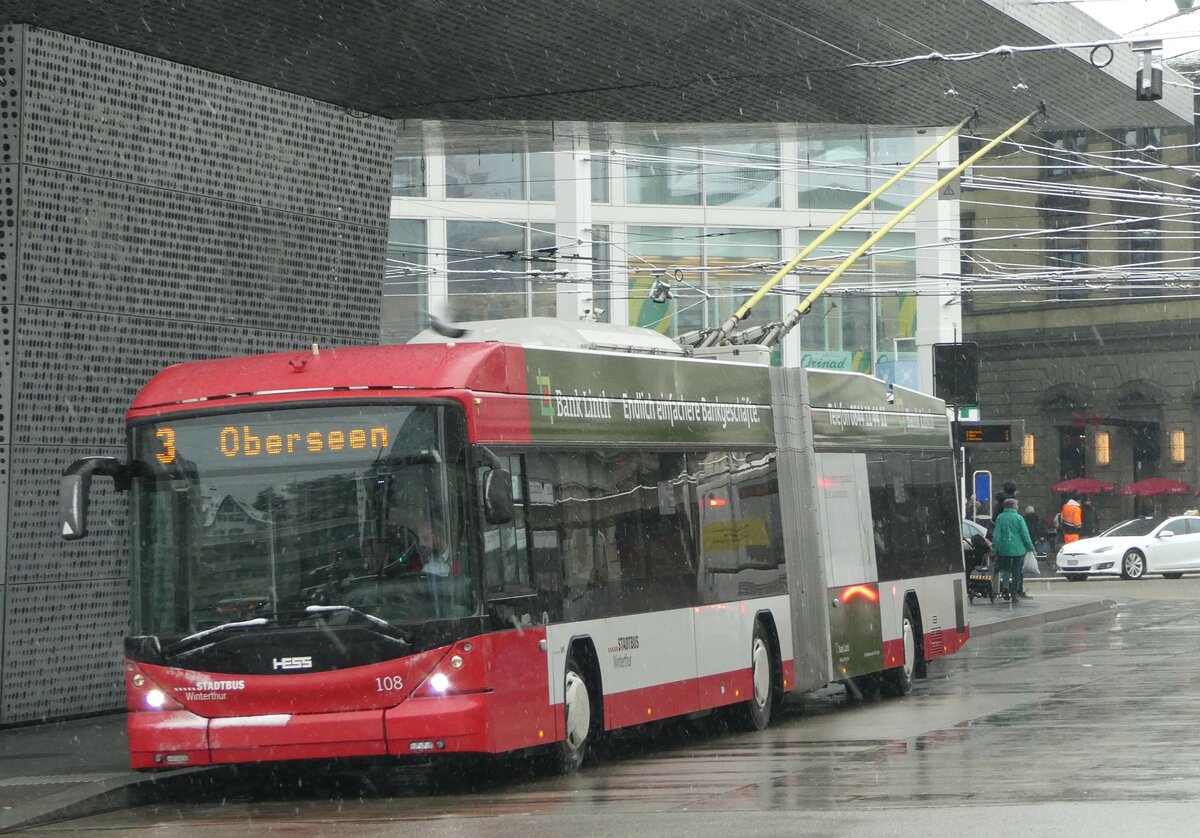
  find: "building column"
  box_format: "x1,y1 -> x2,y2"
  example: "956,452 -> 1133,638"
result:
553,123 -> 593,320
914,132 -> 964,396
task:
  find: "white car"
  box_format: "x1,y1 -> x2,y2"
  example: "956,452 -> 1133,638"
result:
1056,515 -> 1200,581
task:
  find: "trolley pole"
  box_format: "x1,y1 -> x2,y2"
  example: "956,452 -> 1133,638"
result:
697,113 -> 976,349
761,104 -> 1046,349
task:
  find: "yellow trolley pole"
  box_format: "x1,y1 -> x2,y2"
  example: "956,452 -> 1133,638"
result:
762,104 -> 1044,348
698,112 -> 975,348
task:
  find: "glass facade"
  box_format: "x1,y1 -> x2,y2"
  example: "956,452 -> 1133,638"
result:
626,143 -> 702,206
801,128 -> 868,210
385,123 -> 952,378
446,150 -> 526,200
869,133 -> 919,212
626,225 -> 703,336
392,154 -> 426,197
383,219 -> 427,344
446,221 -> 533,321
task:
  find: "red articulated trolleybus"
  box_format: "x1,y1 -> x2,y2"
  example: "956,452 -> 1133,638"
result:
61,318 -> 968,772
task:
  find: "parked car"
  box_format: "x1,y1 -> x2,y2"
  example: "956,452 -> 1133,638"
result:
1056,515 -> 1200,581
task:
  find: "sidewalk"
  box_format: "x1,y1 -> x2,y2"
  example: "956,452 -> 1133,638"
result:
0,587 -> 1116,834
0,712 -> 199,835
966,576 -> 1116,638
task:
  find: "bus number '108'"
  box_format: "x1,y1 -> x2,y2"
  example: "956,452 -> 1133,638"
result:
376,676 -> 404,692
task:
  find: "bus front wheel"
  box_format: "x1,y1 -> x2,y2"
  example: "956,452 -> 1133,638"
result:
538,653 -> 593,774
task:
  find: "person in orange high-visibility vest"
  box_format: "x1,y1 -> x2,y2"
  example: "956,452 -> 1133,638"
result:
1060,497 -> 1083,544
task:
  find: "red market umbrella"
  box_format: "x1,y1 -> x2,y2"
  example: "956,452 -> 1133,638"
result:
1121,477 -> 1192,496
1051,477 -> 1116,495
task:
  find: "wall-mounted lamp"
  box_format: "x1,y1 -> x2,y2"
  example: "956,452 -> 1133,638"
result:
1096,431 -> 1110,466
1021,433 -> 1036,468
1170,429 -> 1186,464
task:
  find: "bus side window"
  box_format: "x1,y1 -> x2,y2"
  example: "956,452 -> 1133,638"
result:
482,455 -> 532,594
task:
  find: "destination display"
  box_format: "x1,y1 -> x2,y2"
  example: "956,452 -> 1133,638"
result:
134,405 -> 429,472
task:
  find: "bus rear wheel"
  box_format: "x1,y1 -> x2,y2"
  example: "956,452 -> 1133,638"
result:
880,602 -> 918,697
731,622 -> 774,731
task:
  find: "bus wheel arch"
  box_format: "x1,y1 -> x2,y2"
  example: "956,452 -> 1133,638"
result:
753,610 -> 785,707
881,594 -> 924,697
904,593 -> 927,679
732,616 -> 779,731
539,637 -> 602,774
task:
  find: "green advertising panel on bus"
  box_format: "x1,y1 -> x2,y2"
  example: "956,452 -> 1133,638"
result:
524,349 -> 775,446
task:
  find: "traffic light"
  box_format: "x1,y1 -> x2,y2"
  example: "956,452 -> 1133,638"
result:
933,342 -> 978,406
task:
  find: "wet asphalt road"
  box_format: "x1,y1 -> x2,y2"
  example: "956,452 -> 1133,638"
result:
24,578 -> 1200,837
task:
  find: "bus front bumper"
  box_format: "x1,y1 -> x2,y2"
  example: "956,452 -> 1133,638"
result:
128,694 -> 494,769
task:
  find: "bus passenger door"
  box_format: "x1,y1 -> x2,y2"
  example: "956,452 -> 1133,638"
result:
814,452 -> 884,680
480,455 -> 553,752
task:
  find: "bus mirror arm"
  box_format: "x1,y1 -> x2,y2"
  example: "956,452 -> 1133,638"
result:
60,456 -> 129,541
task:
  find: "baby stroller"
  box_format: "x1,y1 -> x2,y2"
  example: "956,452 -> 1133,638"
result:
967,553 -> 998,603
963,528 -> 996,603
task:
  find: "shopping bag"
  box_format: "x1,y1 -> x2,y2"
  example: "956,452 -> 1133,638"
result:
1023,550 -> 1040,576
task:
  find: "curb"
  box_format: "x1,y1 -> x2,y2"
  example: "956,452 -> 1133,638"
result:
0,766 -> 210,835
970,598 -> 1118,639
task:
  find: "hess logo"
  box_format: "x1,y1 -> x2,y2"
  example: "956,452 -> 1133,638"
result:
272,656 -> 313,671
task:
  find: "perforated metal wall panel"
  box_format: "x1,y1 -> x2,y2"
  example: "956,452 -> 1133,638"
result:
13,298 -> 373,450
0,30 -> 20,643
0,585 -> 5,708
1,579 -> 130,723
0,26 -> 392,725
8,444 -> 127,586
18,167 -> 384,337
18,28 -> 385,228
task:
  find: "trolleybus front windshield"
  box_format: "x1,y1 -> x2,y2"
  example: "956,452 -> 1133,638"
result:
129,404 -> 473,642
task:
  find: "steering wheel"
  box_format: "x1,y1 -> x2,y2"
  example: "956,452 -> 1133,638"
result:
375,526 -> 425,577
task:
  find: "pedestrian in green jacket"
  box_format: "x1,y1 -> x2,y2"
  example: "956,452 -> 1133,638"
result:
993,498 -> 1035,602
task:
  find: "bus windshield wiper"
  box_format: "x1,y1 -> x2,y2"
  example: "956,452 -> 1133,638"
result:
165,617 -> 269,656
305,605 -> 412,644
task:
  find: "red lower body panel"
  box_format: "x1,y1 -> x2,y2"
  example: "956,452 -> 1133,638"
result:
878,625 -> 969,676
129,710 -> 212,769
129,689 -> 551,768
604,660 -> 797,731
925,625 -> 970,660
384,694 -> 491,755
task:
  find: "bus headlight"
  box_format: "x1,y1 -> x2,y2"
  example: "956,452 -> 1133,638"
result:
429,673 -> 450,694
146,689 -> 167,709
